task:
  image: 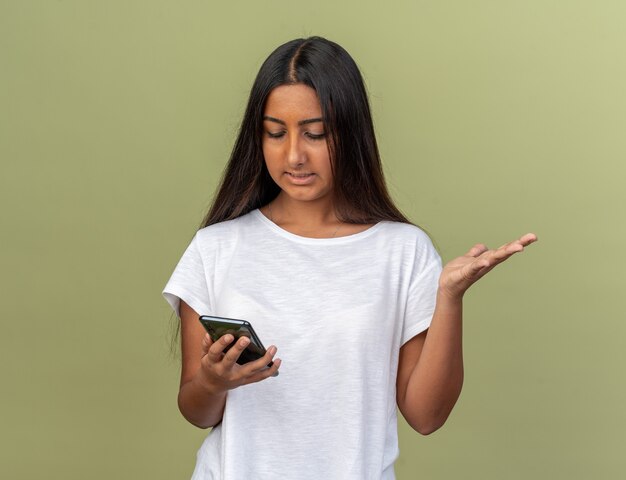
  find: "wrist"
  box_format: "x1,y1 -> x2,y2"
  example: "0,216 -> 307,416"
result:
436,287 -> 464,307
192,371 -> 228,398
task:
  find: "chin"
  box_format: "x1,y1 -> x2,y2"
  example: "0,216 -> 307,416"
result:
282,188 -> 331,203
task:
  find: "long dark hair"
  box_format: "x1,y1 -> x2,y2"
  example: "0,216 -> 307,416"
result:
201,36 -> 410,228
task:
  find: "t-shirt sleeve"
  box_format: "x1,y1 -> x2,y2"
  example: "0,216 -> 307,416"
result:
401,234 -> 442,345
162,234 -> 212,318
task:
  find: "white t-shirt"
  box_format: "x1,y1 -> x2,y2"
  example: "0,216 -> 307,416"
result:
163,209 -> 441,480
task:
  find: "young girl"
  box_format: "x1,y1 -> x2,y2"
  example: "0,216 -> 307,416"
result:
163,36 -> 536,479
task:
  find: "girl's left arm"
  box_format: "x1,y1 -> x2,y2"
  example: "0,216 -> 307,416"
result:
396,233 -> 537,435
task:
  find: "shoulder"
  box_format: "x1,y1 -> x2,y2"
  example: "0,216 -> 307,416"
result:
375,222 -> 441,275
377,221 -> 436,250
195,210 -> 259,246
378,221 -> 429,237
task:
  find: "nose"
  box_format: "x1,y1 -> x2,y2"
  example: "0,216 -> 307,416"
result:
286,133 -> 306,169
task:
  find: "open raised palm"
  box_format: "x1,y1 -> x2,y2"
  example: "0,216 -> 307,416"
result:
438,233 -> 538,299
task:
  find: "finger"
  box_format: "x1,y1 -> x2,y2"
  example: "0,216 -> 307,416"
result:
221,335 -> 252,367
478,247 -> 518,270
465,243 -> 488,257
519,232 -> 538,246
480,238 -> 528,268
240,358 -> 282,385
498,233 -> 537,251
201,333 -> 213,356
206,334 -> 234,363
464,257 -> 491,278
500,242 -> 524,256
462,233 -> 538,282
241,345 -> 278,376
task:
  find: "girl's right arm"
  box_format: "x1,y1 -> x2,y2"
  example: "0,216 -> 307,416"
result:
178,300 -> 281,429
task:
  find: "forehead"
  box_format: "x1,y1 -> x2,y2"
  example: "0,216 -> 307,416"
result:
264,84 -> 322,118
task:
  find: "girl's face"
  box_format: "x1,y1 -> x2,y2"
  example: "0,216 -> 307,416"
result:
262,84 -> 333,205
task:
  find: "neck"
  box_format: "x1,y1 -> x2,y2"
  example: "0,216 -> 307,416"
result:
271,194 -> 338,225
267,194 -> 343,238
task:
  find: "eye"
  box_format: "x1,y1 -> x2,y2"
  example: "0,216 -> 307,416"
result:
266,131 -> 285,139
305,132 -> 326,140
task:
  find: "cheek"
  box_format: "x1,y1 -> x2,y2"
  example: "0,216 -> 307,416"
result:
318,152 -> 333,175
262,148 -> 282,181
262,146 -> 274,168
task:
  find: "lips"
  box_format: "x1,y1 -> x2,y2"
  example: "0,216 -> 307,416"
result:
285,172 -> 316,185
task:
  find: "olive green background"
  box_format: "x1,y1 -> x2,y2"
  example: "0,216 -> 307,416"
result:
2,1 -> 624,478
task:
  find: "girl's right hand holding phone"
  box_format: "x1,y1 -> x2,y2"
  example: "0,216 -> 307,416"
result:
197,333 -> 281,394
178,300 -> 280,428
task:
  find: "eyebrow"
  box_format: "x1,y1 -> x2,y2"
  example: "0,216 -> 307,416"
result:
263,115 -> 323,126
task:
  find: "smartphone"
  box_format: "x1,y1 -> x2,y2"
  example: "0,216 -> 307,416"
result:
199,315 -> 275,369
